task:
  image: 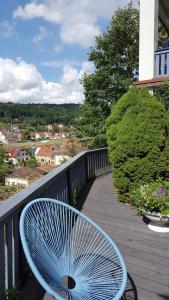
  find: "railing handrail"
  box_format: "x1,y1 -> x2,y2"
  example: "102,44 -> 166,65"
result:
0,148 -> 110,221
155,48 -> 169,54
0,150 -> 88,221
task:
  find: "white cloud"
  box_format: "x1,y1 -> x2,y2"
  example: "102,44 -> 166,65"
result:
13,0 -> 138,48
60,22 -> 100,48
40,59 -> 81,68
0,58 -> 43,93
13,2 -> 62,23
0,21 -> 15,38
33,26 -> 50,44
0,57 -> 94,104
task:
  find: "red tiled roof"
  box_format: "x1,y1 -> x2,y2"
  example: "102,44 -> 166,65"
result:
8,150 -> 17,158
36,145 -> 56,157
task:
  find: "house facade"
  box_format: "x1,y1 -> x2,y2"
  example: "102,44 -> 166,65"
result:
5,167 -> 45,187
6,146 -> 30,164
0,130 -> 8,144
35,144 -> 57,166
135,0 -> 169,88
0,128 -> 22,143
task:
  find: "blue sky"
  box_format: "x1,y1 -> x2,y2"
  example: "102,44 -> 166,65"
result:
0,0 -> 137,104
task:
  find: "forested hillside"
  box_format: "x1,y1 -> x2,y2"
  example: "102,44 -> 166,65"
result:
0,103 -> 79,126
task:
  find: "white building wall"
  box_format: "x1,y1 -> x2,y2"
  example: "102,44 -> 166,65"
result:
139,0 -> 159,81
0,132 -> 7,143
5,177 -> 28,187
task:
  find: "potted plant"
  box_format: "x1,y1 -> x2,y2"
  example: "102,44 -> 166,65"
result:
130,180 -> 169,226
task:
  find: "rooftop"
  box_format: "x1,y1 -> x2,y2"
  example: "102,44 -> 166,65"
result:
36,144 -> 56,157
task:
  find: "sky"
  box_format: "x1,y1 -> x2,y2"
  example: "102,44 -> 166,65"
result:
0,0 -> 137,104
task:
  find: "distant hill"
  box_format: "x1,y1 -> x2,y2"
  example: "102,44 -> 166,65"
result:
0,102 -> 80,126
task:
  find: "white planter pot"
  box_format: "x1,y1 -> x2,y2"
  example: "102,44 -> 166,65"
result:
143,211 -> 169,226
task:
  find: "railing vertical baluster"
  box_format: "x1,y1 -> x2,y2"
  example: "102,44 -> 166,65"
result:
13,213 -> 21,287
167,52 -> 169,75
67,167 -> 72,205
5,219 -> 13,289
161,54 -> 165,76
155,49 -> 169,77
155,54 -> 160,77
85,153 -> 88,183
0,224 -> 5,300
89,153 -> 92,178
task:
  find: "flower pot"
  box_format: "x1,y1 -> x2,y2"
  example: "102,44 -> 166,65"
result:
143,210 -> 169,226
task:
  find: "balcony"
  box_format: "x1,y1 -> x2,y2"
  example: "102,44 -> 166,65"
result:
134,43 -> 169,89
155,47 -> 169,77
0,148 -> 169,300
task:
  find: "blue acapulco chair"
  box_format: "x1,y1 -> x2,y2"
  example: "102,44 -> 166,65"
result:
20,198 -> 127,300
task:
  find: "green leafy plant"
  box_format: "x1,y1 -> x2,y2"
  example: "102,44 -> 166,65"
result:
5,288 -> 20,300
76,3 -> 139,149
107,88 -> 169,199
130,180 -> 169,215
154,83 -> 169,112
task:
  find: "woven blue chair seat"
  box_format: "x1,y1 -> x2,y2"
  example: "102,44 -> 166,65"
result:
20,198 -> 127,300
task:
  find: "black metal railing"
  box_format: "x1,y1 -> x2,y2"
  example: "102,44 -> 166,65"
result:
0,148 -> 111,300
155,48 -> 169,77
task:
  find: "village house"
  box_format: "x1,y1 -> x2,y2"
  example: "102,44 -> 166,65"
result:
46,124 -> 53,131
30,132 -> 44,140
11,124 -> 20,132
53,132 -> 67,140
6,146 -> 30,164
5,167 -> 46,187
0,130 -> 8,144
30,131 -> 54,141
11,132 -> 22,142
57,123 -> 64,130
35,144 -> 57,166
0,128 -> 22,143
35,144 -> 69,166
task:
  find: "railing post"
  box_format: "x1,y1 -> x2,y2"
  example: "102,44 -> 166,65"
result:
85,153 -> 88,183
0,224 -> 5,300
5,220 -> 13,289
67,167 -> 72,206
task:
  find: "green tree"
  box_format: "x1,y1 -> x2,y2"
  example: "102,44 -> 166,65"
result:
27,156 -> 38,168
76,3 -> 139,148
106,88 -> 169,198
22,129 -> 30,140
0,147 -> 12,184
154,83 -> 169,112
158,22 -> 168,48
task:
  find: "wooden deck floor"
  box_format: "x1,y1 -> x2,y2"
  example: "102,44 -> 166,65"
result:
82,173 -> 169,300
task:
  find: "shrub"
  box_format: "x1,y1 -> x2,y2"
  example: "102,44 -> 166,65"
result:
130,180 -> 169,215
106,88 -> 169,198
154,83 -> 169,112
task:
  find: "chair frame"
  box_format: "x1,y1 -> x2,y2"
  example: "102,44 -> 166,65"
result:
20,198 -> 127,300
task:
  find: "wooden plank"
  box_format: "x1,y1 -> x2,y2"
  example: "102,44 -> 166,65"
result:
82,173 -> 169,300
